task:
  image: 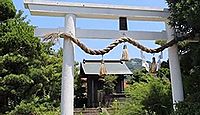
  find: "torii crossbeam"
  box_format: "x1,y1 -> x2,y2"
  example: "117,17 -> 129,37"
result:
24,0 -> 184,115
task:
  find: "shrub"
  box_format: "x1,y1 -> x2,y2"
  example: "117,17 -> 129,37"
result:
112,75 -> 172,115
172,92 -> 200,115
7,98 -> 60,115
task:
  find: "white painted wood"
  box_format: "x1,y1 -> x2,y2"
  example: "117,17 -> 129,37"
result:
34,27 -> 64,37
24,0 -> 169,21
35,28 -> 167,40
61,14 -> 76,115
166,23 -> 184,108
77,29 -> 167,40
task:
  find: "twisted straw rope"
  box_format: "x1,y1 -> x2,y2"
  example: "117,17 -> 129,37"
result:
43,32 -> 192,55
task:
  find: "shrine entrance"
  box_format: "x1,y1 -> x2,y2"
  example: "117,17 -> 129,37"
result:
24,1 -> 184,115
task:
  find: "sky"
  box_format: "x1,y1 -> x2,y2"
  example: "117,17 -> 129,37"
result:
13,0 -> 169,62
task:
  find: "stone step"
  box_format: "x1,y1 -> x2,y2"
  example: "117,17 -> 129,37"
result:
74,108 -> 100,115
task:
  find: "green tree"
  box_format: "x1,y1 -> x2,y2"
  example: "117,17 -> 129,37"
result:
0,0 -> 16,22
166,0 -> 200,34
74,62 -> 87,108
0,11 -> 63,113
112,69 -> 172,115
103,75 -> 117,95
101,75 -> 117,107
0,9 -> 83,113
126,68 -> 149,84
166,0 -> 200,99
166,0 -> 200,114
8,98 -> 60,115
0,11 -> 42,113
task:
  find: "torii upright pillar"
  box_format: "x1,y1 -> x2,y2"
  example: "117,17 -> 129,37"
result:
166,23 -> 184,108
61,14 -> 76,115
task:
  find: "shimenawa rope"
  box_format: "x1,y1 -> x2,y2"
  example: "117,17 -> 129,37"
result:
43,32 -> 193,55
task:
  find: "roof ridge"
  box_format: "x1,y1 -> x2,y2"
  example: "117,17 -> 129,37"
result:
83,59 -> 126,63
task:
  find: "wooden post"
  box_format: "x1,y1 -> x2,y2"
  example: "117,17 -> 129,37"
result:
166,23 -> 184,109
61,14 -> 76,115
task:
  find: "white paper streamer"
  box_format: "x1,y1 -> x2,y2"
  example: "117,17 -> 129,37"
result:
140,50 -> 149,71
157,52 -> 163,70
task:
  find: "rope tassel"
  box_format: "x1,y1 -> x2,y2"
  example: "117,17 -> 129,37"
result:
149,57 -> 157,74
99,59 -> 107,77
121,44 -> 129,61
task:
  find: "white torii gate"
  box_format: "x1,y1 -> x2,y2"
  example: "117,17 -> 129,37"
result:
24,0 -> 184,115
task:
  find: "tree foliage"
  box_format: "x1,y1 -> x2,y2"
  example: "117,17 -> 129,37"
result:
112,69 -> 172,115
0,0 -> 16,22
167,0 -> 200,99
103,75 -> 117,95
0,11 -> 63,113
8,98 -> 60,115
172,92 -> 200,115
167,0 -> 200,34
166,0 -> 200,114
0,8 -> 84,113
74,62 -> 87,108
